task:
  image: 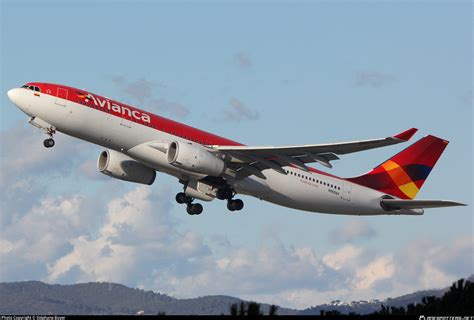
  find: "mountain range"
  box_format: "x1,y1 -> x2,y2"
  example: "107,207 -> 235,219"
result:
1,276 -> 472,315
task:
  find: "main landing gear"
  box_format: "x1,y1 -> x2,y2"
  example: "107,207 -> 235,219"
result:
43,128 -> 56,148
175,192 -> 203,215
175,187 -> 244,216
217,188 -> 244,212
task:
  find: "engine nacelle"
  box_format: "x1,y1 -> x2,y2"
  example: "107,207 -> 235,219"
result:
97,149 -> 156,185
167,141 -> 225,176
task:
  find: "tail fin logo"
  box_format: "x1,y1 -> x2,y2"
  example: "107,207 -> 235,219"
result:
347,135 -> 448,200
381,160 -> 420,199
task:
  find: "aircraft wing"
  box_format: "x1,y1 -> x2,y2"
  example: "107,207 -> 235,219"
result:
381,199 -> 467,210
212,128 -> 418,179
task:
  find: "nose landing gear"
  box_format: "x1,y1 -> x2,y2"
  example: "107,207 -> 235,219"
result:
43,138 -> 55,148
43,128 -> 56,148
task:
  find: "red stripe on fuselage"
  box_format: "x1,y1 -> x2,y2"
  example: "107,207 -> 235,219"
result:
27,82 -> 242,147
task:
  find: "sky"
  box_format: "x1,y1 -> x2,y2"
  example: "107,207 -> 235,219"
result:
0,0 -> 472,309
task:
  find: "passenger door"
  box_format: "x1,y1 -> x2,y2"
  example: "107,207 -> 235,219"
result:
341,182 -> 352,201
55,88 -> 68,107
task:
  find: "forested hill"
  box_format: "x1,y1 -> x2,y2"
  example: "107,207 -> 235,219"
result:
0,281 -> 297,315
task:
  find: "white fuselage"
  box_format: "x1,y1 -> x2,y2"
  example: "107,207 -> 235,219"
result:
9,87 -> 401,215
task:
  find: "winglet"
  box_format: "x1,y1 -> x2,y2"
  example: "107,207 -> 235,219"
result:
393,128 -> 418,141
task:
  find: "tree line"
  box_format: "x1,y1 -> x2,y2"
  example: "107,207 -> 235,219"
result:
228,278 -> 473,316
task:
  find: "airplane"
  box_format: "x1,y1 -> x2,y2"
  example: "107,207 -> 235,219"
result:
7,82 -> 466,216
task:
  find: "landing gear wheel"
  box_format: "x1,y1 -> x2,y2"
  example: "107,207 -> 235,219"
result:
187,203 -> 203,215
227,199 -> 244,211
43,138 -> 55,148
176,192 -> 191,204
233,199 -> 244,211
227,201 -> 235,211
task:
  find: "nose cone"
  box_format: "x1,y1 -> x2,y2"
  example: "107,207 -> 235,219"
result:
7,88 -> 20,104
7,88 -> 31,115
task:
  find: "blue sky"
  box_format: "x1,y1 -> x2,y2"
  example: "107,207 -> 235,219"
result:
1,0 -> 472,309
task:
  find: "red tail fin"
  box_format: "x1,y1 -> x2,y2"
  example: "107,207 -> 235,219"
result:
347,135 -> 449,199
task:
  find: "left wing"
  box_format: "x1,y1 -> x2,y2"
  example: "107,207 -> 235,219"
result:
212,128 -> 418,179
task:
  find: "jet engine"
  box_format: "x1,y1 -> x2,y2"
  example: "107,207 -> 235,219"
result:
97,149 -> 156,185
167,141 -> 226,177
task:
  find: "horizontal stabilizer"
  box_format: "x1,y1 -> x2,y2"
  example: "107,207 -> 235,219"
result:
381,199 -> 466,210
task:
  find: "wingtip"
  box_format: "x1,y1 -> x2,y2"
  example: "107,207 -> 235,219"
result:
393,128 -> 418,141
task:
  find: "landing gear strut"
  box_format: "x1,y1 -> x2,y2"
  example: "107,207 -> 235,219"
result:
216,188 -> 233,200
176,192 -> 203,215
43,128 -> 56,148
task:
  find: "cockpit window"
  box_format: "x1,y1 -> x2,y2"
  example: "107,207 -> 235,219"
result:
21,85 -> 41,92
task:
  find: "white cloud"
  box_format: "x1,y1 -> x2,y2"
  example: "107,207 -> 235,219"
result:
46,185 -> 210,284
0,122 -> 97,227
322,245 -> 363,271
329,219 -> 376,243
353,255 -> 395,290
0,193 -> 93,281
0,123 -> 91,184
